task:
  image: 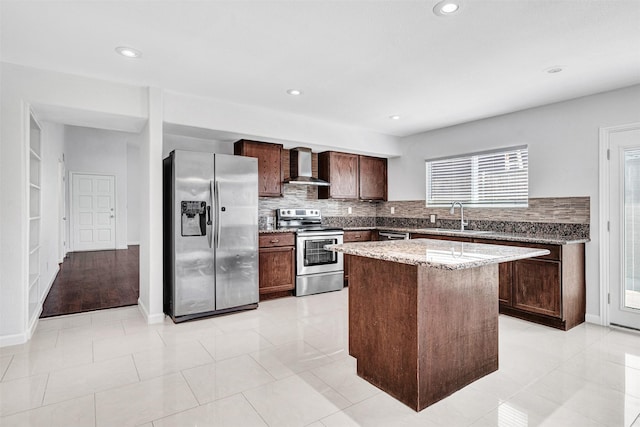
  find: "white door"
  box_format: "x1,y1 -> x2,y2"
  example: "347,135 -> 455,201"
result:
71,173 -> 116,251
609,127 -> 640,329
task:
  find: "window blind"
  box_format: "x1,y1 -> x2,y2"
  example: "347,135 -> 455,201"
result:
426,145 -> 528,207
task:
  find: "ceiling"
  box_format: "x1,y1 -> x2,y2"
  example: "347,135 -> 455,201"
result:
2,1 -> 640,137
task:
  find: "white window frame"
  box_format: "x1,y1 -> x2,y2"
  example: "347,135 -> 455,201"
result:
425,145 -> 529,208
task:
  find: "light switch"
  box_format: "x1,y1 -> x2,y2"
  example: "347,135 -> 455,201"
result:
391,207 -> 395,214
430,214 -> 436,223
348,207 -> 353,214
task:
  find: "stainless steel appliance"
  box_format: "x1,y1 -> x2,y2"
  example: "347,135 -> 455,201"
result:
276,208 -> 344,296
163,150 -> 259,322
378,230 -> 410,240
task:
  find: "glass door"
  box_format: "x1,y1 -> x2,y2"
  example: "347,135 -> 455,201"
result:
610,128 -> 640,329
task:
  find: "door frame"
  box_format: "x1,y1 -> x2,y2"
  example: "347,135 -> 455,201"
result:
599,121 -> 640,327
69,171 -> 117,252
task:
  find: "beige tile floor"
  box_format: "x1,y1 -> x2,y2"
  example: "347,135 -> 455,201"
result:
1,288 -> 640,427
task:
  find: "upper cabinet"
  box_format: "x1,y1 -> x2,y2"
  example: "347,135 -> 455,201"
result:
359,155 -> 387,201
318,151 -> 387,201
318,151 -> 359,199
234,140 -> 283,197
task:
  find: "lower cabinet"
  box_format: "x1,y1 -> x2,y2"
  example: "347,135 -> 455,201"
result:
474,239 -> 585,331
258,233 -> 295,301
411,233 -> 585,330
343,230 -> 374,285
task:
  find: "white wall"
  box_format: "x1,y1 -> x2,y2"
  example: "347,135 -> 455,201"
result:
127,143 -> 141,245
162,134 -> 233,158
389,84 -> 640,319
163,91 -> 402,158
65,126 -> 142,250
0,63 -> 148,345
39,122 -> 65,293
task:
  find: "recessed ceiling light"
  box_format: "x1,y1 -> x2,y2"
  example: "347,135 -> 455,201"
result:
546,67 -> 563,74
389,115 -> 401,120
115,46 -> 142,58
433,1 -> 460,16
286,89 -> 302,96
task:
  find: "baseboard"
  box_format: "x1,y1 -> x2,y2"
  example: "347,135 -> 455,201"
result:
585,313 -> 603,325
116,244 -> 129,250
128,241 -> 140,246
43,265 -> 60,302
0,332 -> 28,348
137,298 -> 165,324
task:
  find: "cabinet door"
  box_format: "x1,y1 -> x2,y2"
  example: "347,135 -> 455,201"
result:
498,262 -> 513,306
359,156 -> 387,200
318,152 -> 359,199
259,246 -> 295,294
234,140 -> 282,197
513,259 -> 561,318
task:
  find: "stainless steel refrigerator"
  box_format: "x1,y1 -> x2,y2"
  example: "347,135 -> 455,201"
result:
163,149 -> 259,322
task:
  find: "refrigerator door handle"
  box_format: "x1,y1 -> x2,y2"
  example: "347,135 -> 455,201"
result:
215,181 -> 221,249
208,180 -> 214,249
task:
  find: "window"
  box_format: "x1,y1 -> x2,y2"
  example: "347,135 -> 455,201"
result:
425,145 -> 528,207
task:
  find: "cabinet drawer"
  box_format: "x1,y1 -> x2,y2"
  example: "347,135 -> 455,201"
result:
412,233 -> 473,243
473,238 -> 561,261
259,233 -> 295,248
344,230 -> 372,242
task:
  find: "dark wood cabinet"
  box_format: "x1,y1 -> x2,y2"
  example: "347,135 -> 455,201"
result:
474,238 -> 585,330
318,151 -> 359,199
409,234 -> 585,330
359,155 -> 387,201
512,259 -> 561,318
234,140 -> 283,197
258,233 -> 295,300
343,230 -> 374,285
318,152 -> 387,200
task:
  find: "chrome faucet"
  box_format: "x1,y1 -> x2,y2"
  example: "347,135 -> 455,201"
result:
450,201 -> 468,231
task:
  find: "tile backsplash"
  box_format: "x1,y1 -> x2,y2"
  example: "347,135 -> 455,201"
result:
259,193 -> 590,239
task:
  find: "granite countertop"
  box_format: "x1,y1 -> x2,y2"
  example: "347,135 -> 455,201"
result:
350,227 -> 589,245
326,239 -> 550,270
259,228 -> 297,234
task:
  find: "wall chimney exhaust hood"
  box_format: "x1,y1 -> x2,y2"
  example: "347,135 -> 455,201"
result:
284,147 -> 330,186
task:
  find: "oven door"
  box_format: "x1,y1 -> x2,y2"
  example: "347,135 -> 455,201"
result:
296,232 -> 344,276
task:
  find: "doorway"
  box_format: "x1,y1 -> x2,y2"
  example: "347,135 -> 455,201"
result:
601,123 -> 640,330
70,173 -> 117,251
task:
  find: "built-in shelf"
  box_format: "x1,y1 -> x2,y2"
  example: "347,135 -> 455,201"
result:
29,273 -> 39,289
28,113 -> 42,325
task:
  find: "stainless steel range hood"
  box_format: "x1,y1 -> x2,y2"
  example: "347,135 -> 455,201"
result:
284,147 -> 330,186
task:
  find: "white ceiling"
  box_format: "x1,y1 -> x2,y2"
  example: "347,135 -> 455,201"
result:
2,0 -> 640,137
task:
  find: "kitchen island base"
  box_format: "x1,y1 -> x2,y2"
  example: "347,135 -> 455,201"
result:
348,255 -> 499,411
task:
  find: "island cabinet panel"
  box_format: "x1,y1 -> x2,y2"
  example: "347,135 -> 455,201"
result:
318,151 -> 359,199
258,233 -> 295,300
498,262 -> 513,305
234,140 -> 283,197
349,256 -> 498,411
358,155 -> 387,201
343,230 -> 374,285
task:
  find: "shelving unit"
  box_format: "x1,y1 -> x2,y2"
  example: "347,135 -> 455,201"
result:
28,114 -> 42,325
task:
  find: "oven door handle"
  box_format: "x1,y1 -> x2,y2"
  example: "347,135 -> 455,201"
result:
296,231 -> 344,238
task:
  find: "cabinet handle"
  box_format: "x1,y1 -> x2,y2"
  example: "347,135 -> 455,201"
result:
270,239 -> 279,243
355,235 -> 361,238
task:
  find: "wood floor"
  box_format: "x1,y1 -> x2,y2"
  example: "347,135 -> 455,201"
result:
41,246 -> 139,318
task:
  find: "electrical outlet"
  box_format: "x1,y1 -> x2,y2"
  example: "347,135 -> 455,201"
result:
348,207 -> 353,214
430,214 -> 436,223
390,207 -> 395,214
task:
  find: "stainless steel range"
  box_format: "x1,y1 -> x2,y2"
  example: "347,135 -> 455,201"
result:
276,208 -> 344,296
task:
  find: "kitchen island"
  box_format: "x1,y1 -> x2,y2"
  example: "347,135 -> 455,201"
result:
326,239 -> 549,411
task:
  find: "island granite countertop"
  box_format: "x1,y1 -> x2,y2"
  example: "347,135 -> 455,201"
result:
327,239 -> 550,270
